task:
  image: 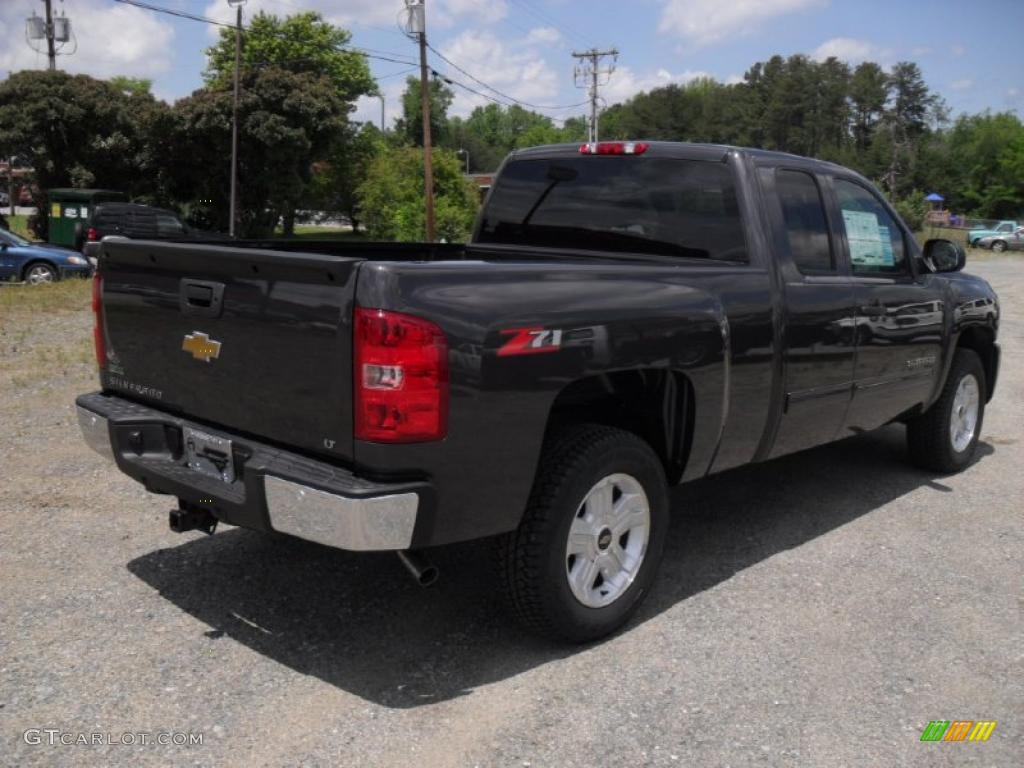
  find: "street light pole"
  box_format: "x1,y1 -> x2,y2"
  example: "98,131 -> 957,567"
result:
228,0 -> 246,238
458,148 -> 470,174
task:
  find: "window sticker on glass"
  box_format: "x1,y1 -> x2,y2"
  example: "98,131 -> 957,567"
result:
842,209 -> 893,267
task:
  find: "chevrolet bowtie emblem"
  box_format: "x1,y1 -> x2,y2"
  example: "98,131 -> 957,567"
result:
182,331 -> 222,363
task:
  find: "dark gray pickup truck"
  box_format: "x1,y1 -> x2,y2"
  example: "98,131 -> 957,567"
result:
77,141 -> 1000,641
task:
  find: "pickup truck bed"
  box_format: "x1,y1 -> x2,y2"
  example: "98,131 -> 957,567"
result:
77,141 -> 1000,642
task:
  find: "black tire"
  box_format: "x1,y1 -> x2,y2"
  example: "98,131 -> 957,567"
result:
907,349 -> 986,473
498,424 -> 669,643
22,261 -> 57,285
991,240 -> 1007,253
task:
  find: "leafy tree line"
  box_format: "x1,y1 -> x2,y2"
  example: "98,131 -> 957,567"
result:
599,54 -> 1024,220
1,14 -> 1020,243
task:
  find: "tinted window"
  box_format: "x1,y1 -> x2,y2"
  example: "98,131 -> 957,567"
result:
478,157 -> 747,261
776,169 -> 833,273
834,178 -> 907,276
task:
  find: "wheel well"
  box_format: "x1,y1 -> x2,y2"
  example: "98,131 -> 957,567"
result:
957,325 -> 997,401
545,369 -> 693,484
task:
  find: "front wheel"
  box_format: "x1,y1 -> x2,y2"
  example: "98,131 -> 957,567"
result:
991,240 -> 1007,252
498,424 -> 669,643
907,349 -> 986,473
23,262 -> 57,284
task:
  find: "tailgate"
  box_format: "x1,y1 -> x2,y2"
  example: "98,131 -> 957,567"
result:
98,240 -> 362,461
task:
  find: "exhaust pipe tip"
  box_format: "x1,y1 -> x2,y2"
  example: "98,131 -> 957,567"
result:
397,550 -> 439,587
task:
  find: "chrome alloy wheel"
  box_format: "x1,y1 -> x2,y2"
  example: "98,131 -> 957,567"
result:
565,473 -> 651,608
950,373 -> 980,453
25,264 -> 56,284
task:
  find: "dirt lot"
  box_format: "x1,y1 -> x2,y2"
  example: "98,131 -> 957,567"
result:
1,259 -> 1021,767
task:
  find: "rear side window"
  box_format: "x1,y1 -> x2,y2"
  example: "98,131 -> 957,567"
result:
156,213 -> 185,237
834,178 -> 907,276
776,169 -> 833,273
478,157 -> 747,261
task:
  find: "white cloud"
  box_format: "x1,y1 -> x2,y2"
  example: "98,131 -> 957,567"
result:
950,78 -> 973,91
602,67 -> 713,106
526,27 -> 562,45
0,0 -> 175,80
438,29 -> 560,117
659,0 -> 825,45
811,37 -> 885,64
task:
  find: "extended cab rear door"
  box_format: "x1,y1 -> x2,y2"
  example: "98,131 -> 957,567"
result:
760,164 -> 858,459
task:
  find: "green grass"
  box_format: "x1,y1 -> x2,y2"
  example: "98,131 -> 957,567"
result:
5,214 -> 40,241
0,276 -> 91,314
914,225 -> 970,248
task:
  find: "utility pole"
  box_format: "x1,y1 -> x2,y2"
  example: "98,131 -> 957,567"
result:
26,0 -> 73,70
572,48 -> 618,144
43,0 -> 56,70
376,94 -> 386,133
227,0 -> 246,238
406,0 -> 435,241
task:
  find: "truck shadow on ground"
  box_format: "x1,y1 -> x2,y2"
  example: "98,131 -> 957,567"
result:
127,424 -> 993,708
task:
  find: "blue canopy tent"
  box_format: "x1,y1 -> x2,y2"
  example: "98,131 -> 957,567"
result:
925,193 -> 944,202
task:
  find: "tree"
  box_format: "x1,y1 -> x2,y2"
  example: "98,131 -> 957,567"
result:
882,62 -> 936,195
109,76 -> 153,98
396,76 -> 455,148
165,67 -> 347,236
358,146 -> 479,242
849,62 -> 889,153
204,11 -> 373,104
305,123 -> 384,231
0,69 -> 169,237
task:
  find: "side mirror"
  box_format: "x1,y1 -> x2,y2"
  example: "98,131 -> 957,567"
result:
923,238 -> 965,273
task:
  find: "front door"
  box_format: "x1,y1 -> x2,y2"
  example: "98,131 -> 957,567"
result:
831,177 -> 945,433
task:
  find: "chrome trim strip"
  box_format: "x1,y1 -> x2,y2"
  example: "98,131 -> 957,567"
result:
76,406 -> 114,460
264,475 -> 418,552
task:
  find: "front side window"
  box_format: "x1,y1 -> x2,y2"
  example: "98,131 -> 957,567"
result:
478,157 -> 747,261
776,169 -> 833,273
834,178 -> 907,276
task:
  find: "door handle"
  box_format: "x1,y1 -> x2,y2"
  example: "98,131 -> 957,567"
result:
179,278 -> 225,318
859,303 -> 885,317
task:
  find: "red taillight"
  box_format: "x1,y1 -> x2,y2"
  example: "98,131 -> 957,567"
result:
92,272 -> 106,368
579,141 -> 649,156
86,226 -> 99,241
354,308 -> 448,443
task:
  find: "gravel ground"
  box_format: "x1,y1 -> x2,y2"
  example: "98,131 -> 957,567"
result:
1,259 -> 1021,767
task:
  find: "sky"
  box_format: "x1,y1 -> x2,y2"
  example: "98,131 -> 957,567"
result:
1,0 -> 1022,130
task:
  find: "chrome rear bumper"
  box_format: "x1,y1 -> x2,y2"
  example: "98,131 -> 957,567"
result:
75,399 -> 421,552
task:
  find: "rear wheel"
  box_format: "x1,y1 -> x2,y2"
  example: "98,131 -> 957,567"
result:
992,240 -> 1007,252
23,262 -> 57,285
498,424 -> 669,642
907,349 -> 986,473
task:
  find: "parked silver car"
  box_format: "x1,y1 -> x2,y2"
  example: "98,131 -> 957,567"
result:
975,227 -> 1024,252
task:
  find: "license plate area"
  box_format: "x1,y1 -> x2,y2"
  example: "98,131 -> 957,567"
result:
184,427 -> 235,483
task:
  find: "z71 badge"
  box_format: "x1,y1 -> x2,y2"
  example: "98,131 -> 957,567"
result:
498,327 -> 564,357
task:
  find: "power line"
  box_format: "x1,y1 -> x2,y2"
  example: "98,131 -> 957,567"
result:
507,0 -> 593,48
426,42 -> 587,112
112,0 -> 420,68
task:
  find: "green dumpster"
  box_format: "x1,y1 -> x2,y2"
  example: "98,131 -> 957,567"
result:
48,189 -> 126,248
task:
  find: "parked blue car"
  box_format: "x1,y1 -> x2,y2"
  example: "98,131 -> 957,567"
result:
0,228 -> 93,284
